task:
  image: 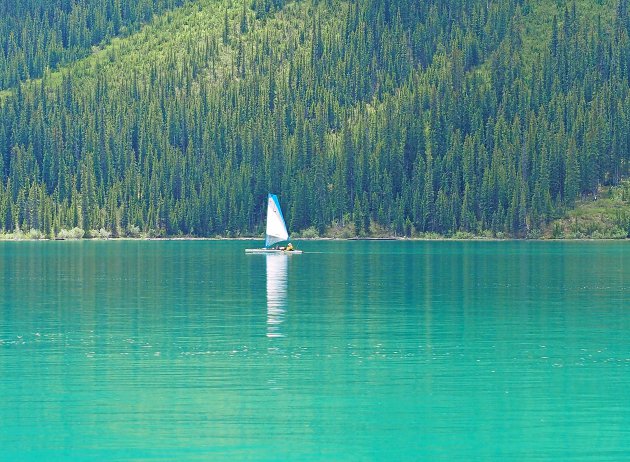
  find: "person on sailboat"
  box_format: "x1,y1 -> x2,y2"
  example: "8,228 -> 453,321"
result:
286,243 -> 294,251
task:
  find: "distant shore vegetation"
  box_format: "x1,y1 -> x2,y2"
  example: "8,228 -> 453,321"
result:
3,178 -> 629,241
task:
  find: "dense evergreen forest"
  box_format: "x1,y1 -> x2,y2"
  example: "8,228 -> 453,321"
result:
0,0 -> 629,238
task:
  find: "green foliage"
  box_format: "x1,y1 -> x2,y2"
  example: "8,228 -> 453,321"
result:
0,0 -> 629,238
295,226 -> 320,239
451,231 -> 477,240
546,179 -> 630,238
57,227 -> 85,239
0,0 -> 188,91
89,228 -> 112,239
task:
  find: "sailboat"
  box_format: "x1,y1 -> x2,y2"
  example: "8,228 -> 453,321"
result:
245,194 -> 303,254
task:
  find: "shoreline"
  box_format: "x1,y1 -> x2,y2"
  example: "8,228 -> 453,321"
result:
0,235 -> 627,242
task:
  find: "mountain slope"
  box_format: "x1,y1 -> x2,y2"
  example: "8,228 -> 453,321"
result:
0,0 -> 629,238
545,179 -> 630,238
0,0 -> 188,91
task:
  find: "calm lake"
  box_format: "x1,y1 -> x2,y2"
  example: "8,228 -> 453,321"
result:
1,240 -> 628,460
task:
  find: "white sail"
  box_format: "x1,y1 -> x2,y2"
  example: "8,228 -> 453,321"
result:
265,194 -> 289,247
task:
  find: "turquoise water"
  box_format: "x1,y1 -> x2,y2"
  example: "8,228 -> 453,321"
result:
0,241 -> 628,461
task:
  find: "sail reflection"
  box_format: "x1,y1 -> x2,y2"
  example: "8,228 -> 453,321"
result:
266,254 -> 288,338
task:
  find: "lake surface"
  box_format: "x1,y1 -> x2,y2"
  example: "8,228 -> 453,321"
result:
0,240 -> 628,461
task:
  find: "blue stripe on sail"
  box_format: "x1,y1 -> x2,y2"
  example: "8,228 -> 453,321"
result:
270,194 -> 287,230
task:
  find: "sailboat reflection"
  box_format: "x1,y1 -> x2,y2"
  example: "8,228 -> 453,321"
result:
266,254 -> 288,338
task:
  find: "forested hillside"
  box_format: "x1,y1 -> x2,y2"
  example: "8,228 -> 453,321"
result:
0,0 -> 629,238
0,0 -> 187,91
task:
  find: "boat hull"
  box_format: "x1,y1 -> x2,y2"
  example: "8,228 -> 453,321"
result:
245,249 -> 303,254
